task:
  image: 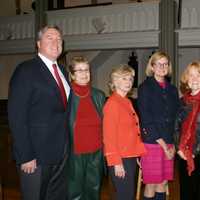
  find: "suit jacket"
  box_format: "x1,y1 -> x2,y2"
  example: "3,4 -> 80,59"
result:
67,87 -> 106,151
8,56 -> 70,165
137,77 -> 180,144
103,92 -> 146,166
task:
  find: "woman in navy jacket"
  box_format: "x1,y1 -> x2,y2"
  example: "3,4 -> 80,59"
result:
137,51 -> 179,200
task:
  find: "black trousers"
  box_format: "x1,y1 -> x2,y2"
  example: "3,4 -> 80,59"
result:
67,150 -> 103,200
18,154 -> 68,200
179,155 -> 200,200
109,158 -> 136,200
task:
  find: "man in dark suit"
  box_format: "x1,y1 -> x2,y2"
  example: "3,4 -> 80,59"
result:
8,25 -> 70,200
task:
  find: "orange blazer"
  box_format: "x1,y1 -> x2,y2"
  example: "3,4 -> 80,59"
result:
103,92 -> 146,166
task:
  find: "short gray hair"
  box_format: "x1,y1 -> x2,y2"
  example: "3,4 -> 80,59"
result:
37,25 -> 63,41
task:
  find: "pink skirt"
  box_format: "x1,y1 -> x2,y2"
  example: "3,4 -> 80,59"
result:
141,143 -> 174,184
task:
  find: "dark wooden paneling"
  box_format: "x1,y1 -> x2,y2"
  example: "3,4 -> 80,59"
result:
0,100 -> 8,126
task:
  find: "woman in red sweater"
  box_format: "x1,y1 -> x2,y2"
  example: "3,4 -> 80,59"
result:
67,56 -> 106,200
103,64 -> 146,200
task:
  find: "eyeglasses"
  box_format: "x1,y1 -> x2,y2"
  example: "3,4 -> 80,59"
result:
153,62 -> 169,68
74,69 -> 90,74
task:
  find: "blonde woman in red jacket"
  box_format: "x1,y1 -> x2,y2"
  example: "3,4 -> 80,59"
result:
103,64 -> 146,200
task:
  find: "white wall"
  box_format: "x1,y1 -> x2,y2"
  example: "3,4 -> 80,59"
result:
64,0 -> 158,7
113,0 -> 158,3
96,50 -> 132,95
178,48 -> 200,81
66,51 -> 100,64
1,48 -> 200,99
0,50 -> 132,99
73,48 -> 200,96
65,0 -> 91,7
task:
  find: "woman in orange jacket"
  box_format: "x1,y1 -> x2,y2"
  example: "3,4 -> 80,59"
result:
103,64 -> 146,200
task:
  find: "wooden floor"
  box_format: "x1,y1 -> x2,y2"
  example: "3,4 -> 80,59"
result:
0,125 -> 180,200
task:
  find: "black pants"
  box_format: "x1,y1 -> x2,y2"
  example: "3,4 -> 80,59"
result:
67,150 -> 103,200
18,154 -> 68,200
109,158 -> 136,200
179,155 -> 200,200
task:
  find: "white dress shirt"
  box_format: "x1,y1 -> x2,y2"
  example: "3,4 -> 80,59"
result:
38,53 -> 70,98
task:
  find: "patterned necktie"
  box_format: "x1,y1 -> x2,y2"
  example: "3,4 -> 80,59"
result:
52,64 -> 67,108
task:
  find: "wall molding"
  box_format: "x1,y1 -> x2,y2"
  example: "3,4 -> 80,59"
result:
1,2 -> 200,54
0,39 -> 35,54
64,31 -> 159,50
177,28 -> 200,47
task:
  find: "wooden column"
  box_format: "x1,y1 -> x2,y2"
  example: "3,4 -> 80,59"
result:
159,0 -> 178,85
0,177 -> 2,200
15,0 -> 21,14
35,0 -> 48,40
48,0 -> 65,10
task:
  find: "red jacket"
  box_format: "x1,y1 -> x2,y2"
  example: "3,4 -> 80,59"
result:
103,92 -> 146,166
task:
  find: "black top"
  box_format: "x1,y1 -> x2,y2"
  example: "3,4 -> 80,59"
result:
137,77 -> 180,144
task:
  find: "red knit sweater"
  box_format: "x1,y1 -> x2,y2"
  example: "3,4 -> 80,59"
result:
72,82 -> 102,154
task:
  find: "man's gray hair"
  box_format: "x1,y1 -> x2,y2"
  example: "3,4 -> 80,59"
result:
37,25 -> 63,41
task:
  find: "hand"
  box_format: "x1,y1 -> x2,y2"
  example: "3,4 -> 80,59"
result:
177,150 -> 187,160
114,164 -> 125,178
157,138 -> 174,160
164,149 -> 172,160
164,146 -> 175,160
21,159 -> 37,174
168,145 -> 176,159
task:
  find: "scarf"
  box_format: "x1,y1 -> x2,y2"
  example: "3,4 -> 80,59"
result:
179,91 -> 200,175
71,81 -> 90,97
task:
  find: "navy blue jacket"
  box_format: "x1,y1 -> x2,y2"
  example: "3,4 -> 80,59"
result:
137,77 -> 179,144
8,56 -> 70,165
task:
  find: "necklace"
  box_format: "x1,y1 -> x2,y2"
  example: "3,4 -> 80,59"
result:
73,90 -> 90,98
